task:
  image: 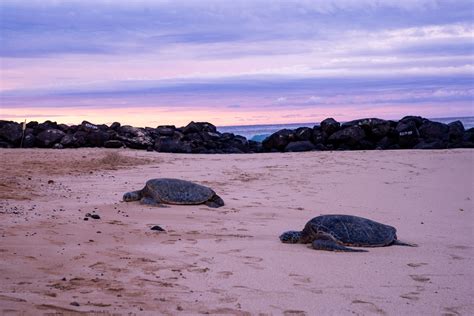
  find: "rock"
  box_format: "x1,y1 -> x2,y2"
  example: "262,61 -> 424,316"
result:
104,140 -> 123,148
320,118 -> 340,136
0,140 -> 12,148
413,140 -> 446,149
400,116 -> 423,127
396,121 -> 420,148
86,130 -> 110,147
419,121 -> 449,141
36,129 -> 66,147
448,121 -> 464,142
294,127 -> 312,141
156,125 -> 176,136
35,120 -> 58,133
150,225 -> 165,231
154,137 -> 191,153
311,127 -> 327,145
328,126 -> 366,148
110,122 -> 121,130
117,125 -> 154,149
262,129 -> 295,151
182,132 -> 203,144
284,140 -> 316,152
342,118 -> 391,140
80,121 -> 100,133
463,128 -> 474,142
85,213 -> 100,220
26,121 -> 38,129
53,143 -> 64,149
182,121 -> 217,134
60,134 -> 74,147
376,136 -> 397,150
70,302 -> 80,307
22,134 -> 36,148
0,121 -> 22,145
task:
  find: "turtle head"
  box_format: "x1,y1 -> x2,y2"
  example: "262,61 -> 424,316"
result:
279,231 -> 302,243
123,190 -> 142,202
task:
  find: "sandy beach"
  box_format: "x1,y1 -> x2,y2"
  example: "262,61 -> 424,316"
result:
0,148 -> 472,315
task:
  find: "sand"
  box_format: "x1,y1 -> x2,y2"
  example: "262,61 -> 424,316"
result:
0,148 -> 473,315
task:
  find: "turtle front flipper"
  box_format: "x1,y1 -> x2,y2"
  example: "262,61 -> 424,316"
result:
205,194 -> 225,208
311,239 -> 367,252
140,197 -> 168,207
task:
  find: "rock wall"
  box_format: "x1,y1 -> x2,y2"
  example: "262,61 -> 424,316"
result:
1,116 -> 472,153
0,120 -> 261,153
262,116 -> 474,152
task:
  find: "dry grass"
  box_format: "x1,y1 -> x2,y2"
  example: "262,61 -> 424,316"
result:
0,149 -> 155,200
97,151 -> 150,169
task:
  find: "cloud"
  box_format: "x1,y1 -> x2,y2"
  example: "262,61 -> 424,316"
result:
305,96 -> 323,104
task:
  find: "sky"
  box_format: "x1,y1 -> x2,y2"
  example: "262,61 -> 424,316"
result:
0,0 -> 473,127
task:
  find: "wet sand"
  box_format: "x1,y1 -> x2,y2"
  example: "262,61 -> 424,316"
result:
0,148 -> 473,315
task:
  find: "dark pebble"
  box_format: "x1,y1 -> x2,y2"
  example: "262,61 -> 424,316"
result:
85,213 -> 101,219
70,302 -> 80,306
151,225 -> 165,232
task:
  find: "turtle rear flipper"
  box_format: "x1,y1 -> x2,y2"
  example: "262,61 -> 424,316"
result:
392,240 -> 418,247
311,239 -> 367,252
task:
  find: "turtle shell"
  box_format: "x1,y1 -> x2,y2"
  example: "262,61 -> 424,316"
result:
301,214 -> 397,247
144,178 -> 215,205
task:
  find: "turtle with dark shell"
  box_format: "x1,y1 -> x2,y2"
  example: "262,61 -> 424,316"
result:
279,214 -> 416,252
123,178 -> 224,208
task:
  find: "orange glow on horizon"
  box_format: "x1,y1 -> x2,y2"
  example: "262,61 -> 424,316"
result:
1,103 -> 470,128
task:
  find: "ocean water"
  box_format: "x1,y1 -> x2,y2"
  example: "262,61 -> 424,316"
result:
219,116 -> 474,142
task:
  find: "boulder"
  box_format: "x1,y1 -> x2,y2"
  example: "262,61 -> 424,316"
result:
228,135 -> 249,152
294,127 -> 312,141
182,121 -> 217,134
448,121 -> 464,142
311,127 -> 327,145
86,130 -> 110,147
110,122 -> 121,130
0,121 -> 22,145
36,129 -> 66,147
34,120 -> 58,133
320,118 -> 340,136
117,125 -> 154,149
156,125 -> 176,136
60,134 -> 75,147
328,126 -> 366,148
154,137 -> 191,153
22,133 -> 36,148
342,118 -> 391,140
413,140 -> 446,150
400,116 -> 423,127
79,121 -> 100,133
418,121 -> 449,141
396,121 -> 420,148
284,141 -> 316,152
463,128 -> 474,142
104,140 -> 124,148
71,131 -> 88,147
262,129 -> 295,151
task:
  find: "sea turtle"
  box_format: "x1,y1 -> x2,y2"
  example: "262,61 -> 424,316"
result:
123,178 -> 224,208
279,214 -> 416,252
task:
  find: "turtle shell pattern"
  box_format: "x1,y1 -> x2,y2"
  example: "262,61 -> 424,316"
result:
300,214 -> 397,247
143,178 -> 215,205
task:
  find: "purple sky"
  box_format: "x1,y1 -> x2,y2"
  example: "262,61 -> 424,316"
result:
1,0 -> 473,126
